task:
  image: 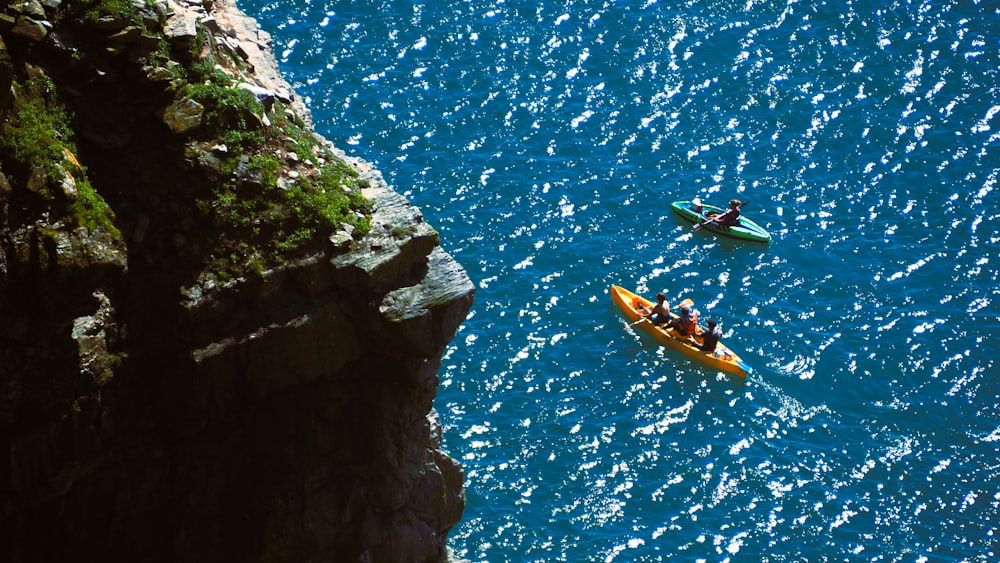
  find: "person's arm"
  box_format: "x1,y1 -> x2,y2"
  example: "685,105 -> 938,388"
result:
716,209 -> 736,224
695,210 -> 730,230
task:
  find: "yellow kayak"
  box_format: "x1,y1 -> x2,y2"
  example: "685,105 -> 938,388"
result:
610,285 -> 751,377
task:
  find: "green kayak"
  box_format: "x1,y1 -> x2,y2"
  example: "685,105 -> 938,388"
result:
671,200 -> 771,243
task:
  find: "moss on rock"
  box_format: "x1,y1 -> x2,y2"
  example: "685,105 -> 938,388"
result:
0,74 -> 118,237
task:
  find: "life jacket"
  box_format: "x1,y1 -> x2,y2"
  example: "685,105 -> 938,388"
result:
677,308 -> 698,336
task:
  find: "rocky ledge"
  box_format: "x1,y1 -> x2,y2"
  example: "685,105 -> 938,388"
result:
1,1 -> 473,562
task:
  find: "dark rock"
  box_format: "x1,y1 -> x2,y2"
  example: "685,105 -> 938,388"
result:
90,14 -> 133,31
0,34 -> 13,109
197,150 -> 227,183
107,25 -> 161,50
0,170 -> 12,202
162,96 -> 203,133
233,154 -> 266,187
379,247 -> 476,357
331,182 -> 441,293
26,165 -> 47,193
10,0 -> 46,18
238,80 -> 291,106
2,1 -> 473,562
162,9 -> 198,41
145,65 -> 176,82
71,290 -> 123,386
11,15 -> 49,41
45,28 -> 77,56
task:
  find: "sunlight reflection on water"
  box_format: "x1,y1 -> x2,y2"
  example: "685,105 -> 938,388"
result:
242,0 -> 1000,559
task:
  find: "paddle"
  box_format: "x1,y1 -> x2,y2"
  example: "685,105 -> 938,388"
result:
694,200 -> 750,231
625,300 -> 653,329
624,317 -> 647,329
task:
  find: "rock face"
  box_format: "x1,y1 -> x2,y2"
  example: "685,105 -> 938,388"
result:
0,1 -> 473,562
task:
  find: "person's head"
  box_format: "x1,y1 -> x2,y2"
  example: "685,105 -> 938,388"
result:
656,293 -> 666,303
707,319 -> 717,329
680,306 -> 691,316
729,199 -> 741,209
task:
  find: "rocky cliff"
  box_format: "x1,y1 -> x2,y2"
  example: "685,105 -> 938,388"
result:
0,1 -> 474,561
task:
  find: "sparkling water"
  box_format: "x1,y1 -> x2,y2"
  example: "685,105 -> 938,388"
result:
240,1 -> 998,559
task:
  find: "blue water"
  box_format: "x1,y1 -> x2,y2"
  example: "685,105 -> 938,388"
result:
240,0 -> 999,560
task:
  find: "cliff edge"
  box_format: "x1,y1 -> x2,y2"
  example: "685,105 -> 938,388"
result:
0,1 -> 473,561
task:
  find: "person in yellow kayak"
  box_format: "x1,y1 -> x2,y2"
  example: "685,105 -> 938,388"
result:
669,305 -> 698,336
637,293 -> 671,326
694,199 -> 745,231
695,319 -> 721,352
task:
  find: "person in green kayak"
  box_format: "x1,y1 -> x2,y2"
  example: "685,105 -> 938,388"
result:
637,293 -> 671,326
694,199 -> 745,231
695,319 -> 721,353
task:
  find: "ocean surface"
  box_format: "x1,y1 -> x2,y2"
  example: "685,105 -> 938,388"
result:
239,0 -> 998,560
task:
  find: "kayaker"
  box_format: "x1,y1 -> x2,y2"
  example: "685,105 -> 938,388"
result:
637,293 -> 671,326
669,305 -> 698,337
695,199 -> 744,230
696,319 -> 721,353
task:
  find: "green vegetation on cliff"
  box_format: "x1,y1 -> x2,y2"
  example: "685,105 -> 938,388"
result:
0,0 -> 374,282
169,24 -> 373,276
50,0 -> 148,32
0,75 -> 118,236
0,76 -> 73,183
62,0 -> 141,22
182,69 -> 372,271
